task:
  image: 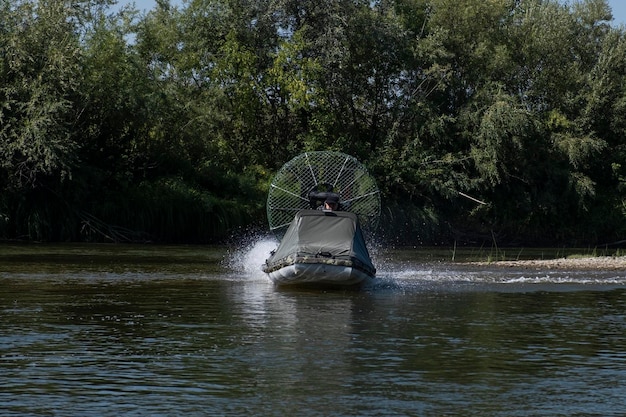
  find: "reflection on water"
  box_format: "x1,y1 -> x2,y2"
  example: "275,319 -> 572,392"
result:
1,243 -> 626,416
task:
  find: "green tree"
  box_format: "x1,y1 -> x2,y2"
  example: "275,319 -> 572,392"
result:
0,0 -> 83,189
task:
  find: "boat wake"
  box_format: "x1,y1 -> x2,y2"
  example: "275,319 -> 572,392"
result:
227,238 -> 626,291
371,264 -> 626,292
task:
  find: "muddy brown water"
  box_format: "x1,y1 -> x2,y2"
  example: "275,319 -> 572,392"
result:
1,242 -> 625,416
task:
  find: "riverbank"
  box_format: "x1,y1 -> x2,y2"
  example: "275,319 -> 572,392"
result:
472,255 -> 626,270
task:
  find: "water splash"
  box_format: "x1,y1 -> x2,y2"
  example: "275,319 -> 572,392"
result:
224,235 -> 278,279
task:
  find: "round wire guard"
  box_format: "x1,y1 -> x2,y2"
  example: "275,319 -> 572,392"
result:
266,151 -> 380,237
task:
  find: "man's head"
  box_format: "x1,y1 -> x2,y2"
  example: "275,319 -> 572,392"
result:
324,194 -> 339,210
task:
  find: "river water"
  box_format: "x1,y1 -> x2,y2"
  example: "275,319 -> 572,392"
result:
1,242 -> 625,416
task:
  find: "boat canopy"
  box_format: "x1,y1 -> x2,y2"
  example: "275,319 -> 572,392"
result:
264,210 -> 375,276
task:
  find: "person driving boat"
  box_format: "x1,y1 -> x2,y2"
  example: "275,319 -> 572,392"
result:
323,194 -> 340,211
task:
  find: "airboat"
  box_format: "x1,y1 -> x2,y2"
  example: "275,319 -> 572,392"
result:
262,151 -> 380,288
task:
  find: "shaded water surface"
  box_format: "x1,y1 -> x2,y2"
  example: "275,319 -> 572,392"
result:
1,243 -> 625,416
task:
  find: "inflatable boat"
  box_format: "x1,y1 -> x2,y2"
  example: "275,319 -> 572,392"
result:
262,209 -> 376,287
263,151 -> 380,288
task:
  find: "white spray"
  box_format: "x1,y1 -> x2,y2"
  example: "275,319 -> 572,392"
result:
225,235 -> 279,279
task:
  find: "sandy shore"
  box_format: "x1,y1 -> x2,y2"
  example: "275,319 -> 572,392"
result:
472,256 -> 626,270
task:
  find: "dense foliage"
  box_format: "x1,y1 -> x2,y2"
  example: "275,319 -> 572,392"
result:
1,0 -> 626,246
